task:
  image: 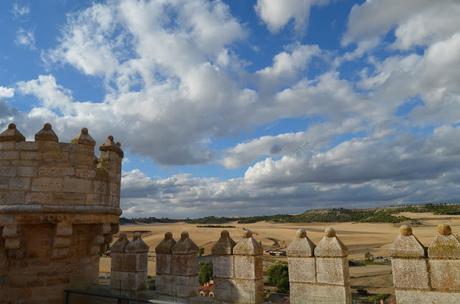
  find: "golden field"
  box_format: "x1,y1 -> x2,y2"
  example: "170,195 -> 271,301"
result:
100,212 -> 460,294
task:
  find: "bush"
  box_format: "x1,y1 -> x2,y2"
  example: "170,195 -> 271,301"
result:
267,262 -> 289,293
199,262 -> 213,285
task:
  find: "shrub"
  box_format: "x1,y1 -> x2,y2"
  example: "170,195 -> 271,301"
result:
199,262 -> 213,284
267,262 -> 289,293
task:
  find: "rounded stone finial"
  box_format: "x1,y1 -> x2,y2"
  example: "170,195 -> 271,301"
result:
243,230 -> 252,238
325,227 -> 336,237
400,225 -> 412,236
35,123 -> 58,142
100,135 -> 124,157
438,224 -> 452,236
221,230 -> 230,238
296,228 -> 307,238
0,122 -> 25,142
72,127 -> 96,146
164,232 -> 173,240
181,231 -> 189,240
134,232 -> 141,239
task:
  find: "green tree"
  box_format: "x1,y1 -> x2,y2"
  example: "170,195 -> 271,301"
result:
267,262 -> 289,293
199,262 -> 213,284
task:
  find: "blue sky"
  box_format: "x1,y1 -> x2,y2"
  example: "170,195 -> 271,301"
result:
1,0 -> 460,218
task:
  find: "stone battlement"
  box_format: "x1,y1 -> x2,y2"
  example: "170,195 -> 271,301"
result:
390,224 -> 460,304
0,123 -> 123,218
0,123 -> 123,304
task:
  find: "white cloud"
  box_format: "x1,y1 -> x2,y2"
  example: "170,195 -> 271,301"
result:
255,0 -> 327,33
0,86 -> 14,99
257,44 -> 320,83
17,75 -> 74,113
15,28 -> 35,49
343,0 -> 460,50
8,0 -> 460,217
11,3 -> 30,18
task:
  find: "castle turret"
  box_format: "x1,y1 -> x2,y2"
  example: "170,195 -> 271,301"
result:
0,123 -> 123,304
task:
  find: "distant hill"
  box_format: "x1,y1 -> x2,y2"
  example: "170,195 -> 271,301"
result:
120,203 -> 460,225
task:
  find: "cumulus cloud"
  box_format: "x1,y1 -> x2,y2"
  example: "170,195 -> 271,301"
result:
257,44 -> 320,85
343,0 -> 460,50
8,0 -> 460,217
255,0 -> 328,33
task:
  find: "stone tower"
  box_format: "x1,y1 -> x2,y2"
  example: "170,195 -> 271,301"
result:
0,123 -> 123,304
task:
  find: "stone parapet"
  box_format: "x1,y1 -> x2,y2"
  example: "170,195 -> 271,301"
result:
155,231 -> 199,299
0,123 -> 123,304
110,232 -> 149,292
391,224 -> 460,304
232,230 -> 264,304
287,227 -> 351,304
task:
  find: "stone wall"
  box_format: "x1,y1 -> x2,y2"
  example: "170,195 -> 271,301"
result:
0,123 -> 123,304
287,227 -> 351,304
391,224 -> 460,304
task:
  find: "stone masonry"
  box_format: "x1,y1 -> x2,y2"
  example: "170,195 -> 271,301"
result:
172,231 -> 200,298
155,232 -> 176,296
110,232 -> 149,292
154,231 -> 200,300
0,123 -> 123,304
287,227 -> 351,304
391,224 -> 460,303
232,230 -> 264,304
211,230 -> 237,303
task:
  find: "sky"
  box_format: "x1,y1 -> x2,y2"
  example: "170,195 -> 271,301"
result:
1,0 -> 460,218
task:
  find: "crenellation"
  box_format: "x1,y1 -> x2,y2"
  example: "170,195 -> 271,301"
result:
287,227 -> 351,304
391,224 -> 460,303
233,230 -> 264,304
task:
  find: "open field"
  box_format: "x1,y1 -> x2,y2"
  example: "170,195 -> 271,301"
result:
100,212 -> 460,294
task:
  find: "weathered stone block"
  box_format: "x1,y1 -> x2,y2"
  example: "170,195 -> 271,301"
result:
16,167 -> 37,177
4,238 -> 20,250
172,253 -> 198,276
110,271 -> 129,290
429,259 -> 460,291
234,255 -> 263,280
8,177 -> 30,191
31,177 -> 63,192
53,236 -> 71,248
213,277 -> 239,303
395,290 -> 460,304
290,282 -> 351,304
0,151 -> 19,160
62,177 -> 92,193
428,231 -> 460,258
56,223 -> 73,236
392,258 -> 429,290
390,226 -> 426,258
156,253 -> 172,275
213,255 -> 234,279
234,278 -> 264,304
111,252 -> 124,272
155,274 -> 175,295
316,257 -> 349,285
175,275 -> 199,298
126,271 -> 147,291
125,252 -> 148,272
288,256 -> 315,283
